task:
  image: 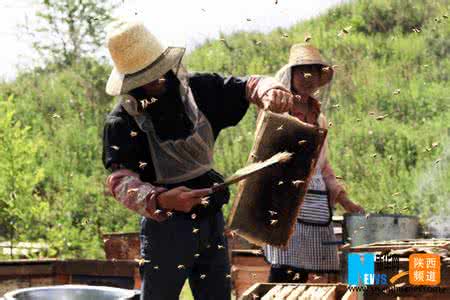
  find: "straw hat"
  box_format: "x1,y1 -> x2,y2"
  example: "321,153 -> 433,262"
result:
105,19 -> 186,96
288,43 -> 333,87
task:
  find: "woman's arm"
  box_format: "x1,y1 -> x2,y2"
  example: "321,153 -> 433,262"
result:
318,115 -> 364,212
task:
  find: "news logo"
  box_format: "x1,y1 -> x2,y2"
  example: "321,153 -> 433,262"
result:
348,253 -> 399,286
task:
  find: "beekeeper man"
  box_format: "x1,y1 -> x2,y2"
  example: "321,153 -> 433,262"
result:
102,19 -> 297,300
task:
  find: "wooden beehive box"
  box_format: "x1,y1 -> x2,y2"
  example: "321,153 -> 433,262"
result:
241,283 -> 356,300
228,111 -> 327,247
230,249 -> 270,299
102,232 -> 140,260
0,259 -> 140,297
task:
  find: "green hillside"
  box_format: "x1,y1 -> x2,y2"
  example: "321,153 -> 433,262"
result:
0,0 -> 449,259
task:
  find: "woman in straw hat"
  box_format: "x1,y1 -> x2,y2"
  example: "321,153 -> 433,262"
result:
102,19 -> 297,300
263,43 -> 364,283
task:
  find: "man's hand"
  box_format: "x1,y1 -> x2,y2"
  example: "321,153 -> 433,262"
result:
261,89 -> 298,113
157,186 -> 212,213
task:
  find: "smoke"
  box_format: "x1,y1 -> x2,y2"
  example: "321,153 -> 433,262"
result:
427,215 -> 450,238
415,137 -> 450,238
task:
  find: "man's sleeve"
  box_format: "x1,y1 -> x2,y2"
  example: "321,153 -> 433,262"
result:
102,116 -> 169,221
102,116 -> 128,171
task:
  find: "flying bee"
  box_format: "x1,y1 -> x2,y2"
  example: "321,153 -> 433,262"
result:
111,145 -> 120,150
337,26 -> 352,37
200,197 -> 210,207
343,25 -> 352,33
138,161 -> 147,169
252,249 -> 263,255
312,274 -> 322,280
134,258 -> 151,266
141,99 -> 150,109
127,188 -> 139,196
292,180 -> 305,188
298,140 -> 308,146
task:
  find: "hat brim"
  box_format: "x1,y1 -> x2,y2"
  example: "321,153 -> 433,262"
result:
106,47 -> 186,96
288,60 -> 334,87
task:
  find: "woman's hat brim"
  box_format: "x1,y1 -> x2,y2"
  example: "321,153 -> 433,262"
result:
106,46 -> 186,96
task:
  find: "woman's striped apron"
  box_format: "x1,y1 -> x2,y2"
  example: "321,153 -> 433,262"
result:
263,168 -> 339,272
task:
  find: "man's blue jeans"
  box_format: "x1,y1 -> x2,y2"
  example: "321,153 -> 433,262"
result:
139,210 -> 231,300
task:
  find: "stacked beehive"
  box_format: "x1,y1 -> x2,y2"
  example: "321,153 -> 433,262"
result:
241,283 -> 355,300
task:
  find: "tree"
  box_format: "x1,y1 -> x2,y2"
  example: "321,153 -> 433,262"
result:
23,0 -> 118,67
0,96 -> 45,258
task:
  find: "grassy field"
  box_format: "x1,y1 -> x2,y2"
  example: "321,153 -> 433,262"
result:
0,0 -> 448,263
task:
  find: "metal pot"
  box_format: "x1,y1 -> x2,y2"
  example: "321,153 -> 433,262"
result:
343,213 -> 419,246
3,285 -> 138,300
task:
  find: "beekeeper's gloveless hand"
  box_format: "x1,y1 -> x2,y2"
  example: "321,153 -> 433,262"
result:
262,89 -> 298,113
246,76 -> 297,113
156,186 -> 212,213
